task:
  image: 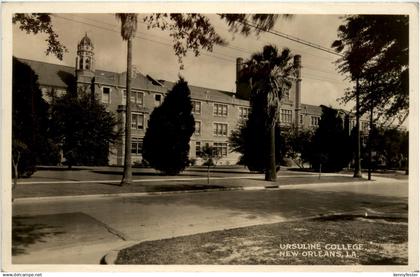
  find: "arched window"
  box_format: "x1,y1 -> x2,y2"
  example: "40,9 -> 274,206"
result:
79,57 -> 83,70
85,58 -> 90,70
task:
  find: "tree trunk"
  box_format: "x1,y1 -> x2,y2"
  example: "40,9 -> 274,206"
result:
12,152 -> 20,202
265,124 -> 277,181
121,37 -> 133,186
354,77 -> 362,178
207,163 -> 210,185
368,104 -> 373,180
12,159 -> 19,191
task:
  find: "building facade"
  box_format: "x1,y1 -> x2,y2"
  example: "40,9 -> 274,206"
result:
18,34 -> 369,166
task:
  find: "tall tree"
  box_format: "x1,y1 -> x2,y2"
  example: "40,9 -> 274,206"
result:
333,15 -> 408,124
142,78 -> 195,175
116,14 -> 138,185
12,58 -> 51,180
238,45 -> 295,181
332,15 -> 409,177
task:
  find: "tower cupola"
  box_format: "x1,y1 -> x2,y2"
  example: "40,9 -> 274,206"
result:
76,33 -> 95,72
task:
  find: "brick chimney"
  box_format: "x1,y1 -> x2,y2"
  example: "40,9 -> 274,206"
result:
294,55 -> 302,130
236,57 -> 244,94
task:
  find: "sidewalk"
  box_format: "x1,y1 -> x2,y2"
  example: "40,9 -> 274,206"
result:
12,167 -> 407,201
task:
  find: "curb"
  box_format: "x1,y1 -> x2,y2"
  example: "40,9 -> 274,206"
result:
13,186 -> 247,203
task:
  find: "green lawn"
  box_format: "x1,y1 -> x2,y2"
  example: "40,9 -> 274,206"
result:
116,216 -> 408,265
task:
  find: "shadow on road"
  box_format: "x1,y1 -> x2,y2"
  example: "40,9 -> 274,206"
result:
92,170 -> 204,178
124,188 -> 408,220
12,216 -> 65,256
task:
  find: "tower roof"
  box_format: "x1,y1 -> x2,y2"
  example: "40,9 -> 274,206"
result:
78,33 -> 94,49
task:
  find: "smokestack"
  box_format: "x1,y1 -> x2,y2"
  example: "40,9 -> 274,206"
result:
236,57 -> 244,94
294,55 -> 302,131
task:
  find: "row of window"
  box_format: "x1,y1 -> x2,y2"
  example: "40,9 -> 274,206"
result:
198,102 -> 250,119
194,121 -> 228,137
280,109 -> 320,127
129,113 -> 229,138
102,89 -> 251,119
102,87 -> 162,107
132,140 -> 229,158
195,142 -> 228,157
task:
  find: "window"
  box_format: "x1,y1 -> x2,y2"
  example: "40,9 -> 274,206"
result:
300,114 -> 304,125
350,120 -> 356,130
195,141 -> 201,156
311,116 -> 320,126
102,87 -> 111,104
85,58 -> 90,70
131,138 -> 143,155
214,104 -> 228,117
213,123 -> 228,137
122,90 -> 144,105
280,109 -> 292,123
192,101 -> 201,114
154,93 -> 163,107
283,90 -> 290,101
131,113 -> 144,130
239,107 -> 250,119
195,121 -> 201,136
214,142 -> 228,157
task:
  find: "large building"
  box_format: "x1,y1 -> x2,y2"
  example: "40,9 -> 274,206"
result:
17,34 -> 368,166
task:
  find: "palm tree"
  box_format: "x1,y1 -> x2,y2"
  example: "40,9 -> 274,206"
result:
116,13 -> 138,186
240,45 -> 295,181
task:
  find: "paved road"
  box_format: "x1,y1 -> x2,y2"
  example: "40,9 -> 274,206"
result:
11,179 -> 408,264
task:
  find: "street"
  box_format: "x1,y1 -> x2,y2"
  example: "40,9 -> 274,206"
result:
12,177 -> 408,264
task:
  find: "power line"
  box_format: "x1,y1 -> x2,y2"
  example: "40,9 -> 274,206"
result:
52,14 -> 347,85
52,15 -> 236,63
243,20 -> 344,58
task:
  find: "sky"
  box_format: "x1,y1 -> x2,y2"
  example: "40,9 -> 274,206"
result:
13,13 -> 354,110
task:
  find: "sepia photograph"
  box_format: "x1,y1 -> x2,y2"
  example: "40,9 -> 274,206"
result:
1,2 -> 418,273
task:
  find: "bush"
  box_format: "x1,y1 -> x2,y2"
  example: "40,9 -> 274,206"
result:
309,106 -> 352,172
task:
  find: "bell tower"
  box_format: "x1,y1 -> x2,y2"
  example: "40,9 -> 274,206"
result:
76,33 -> 95,82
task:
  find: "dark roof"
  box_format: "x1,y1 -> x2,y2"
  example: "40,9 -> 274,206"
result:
18,58 -> 75,88
301,103 -> 322,115
161,80 -> 248,105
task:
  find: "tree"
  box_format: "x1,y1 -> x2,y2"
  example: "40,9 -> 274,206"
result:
114,13 -> 288,184
281,127 -> 314,168
368,127 -> 408,170
332,15 -> 409,177
309,106 -> 352,172
238,45 -> 295,181
13,13 -> 68,60
332,15 -> 408,124
197,145 -> 220,185
50,89 -> 119,168
116,14 -> 138,185
229,116 -> 284,172
12,58 -> 52,180
142,78 -> 195,175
